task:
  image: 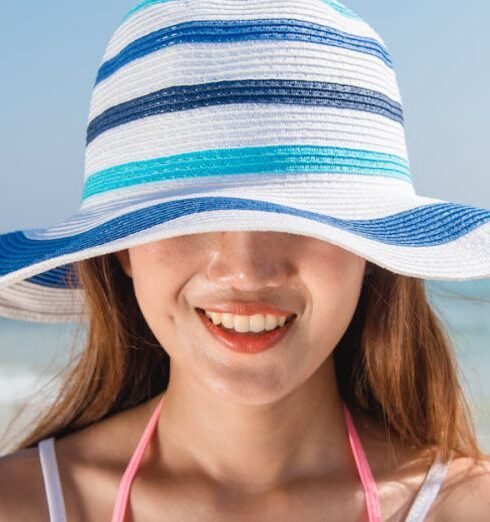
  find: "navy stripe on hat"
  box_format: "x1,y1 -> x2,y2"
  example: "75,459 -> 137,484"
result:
86,79 -> 403,145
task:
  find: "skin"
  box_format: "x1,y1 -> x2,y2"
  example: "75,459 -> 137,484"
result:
115,230 -> 367,490
0,231 -> 489,521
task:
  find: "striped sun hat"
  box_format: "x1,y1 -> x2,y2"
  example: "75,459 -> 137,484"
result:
1,0 -> 490,323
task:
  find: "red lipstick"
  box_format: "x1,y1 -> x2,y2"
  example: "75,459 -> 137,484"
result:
195,308 -> 295,354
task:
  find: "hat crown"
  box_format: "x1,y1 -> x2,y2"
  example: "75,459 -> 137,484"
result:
2,0 -> 490,322
82,0 -> 411,210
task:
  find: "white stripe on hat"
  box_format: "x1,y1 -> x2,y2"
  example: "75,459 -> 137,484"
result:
90,39 -> 400,122
28,175 -> 418,239
85,105 -> 408,179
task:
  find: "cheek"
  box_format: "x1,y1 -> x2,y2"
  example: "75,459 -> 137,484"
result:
129,242 -> 187,316
131,272 -> 174,344
132,275 -> 166,314
129,261 -> 179,344
301,251 -> 365,356
128,243 -> 201,354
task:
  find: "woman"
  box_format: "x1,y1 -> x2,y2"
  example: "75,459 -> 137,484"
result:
0,0 -> 489,520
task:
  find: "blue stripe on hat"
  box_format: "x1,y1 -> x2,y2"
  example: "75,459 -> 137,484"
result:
86,79 -> 403,145
25,265 -> 80,289
96,18 -> 392,86
82,145 -> 411,200
122,1 -> 362,24
1,199 -> 489,288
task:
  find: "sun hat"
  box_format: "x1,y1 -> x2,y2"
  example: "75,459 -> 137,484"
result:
1,0 -> 489,324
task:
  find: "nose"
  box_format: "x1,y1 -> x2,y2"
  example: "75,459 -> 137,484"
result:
205,231 -> 294,291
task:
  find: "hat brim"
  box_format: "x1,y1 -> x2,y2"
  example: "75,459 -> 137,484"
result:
1,182 -> 489,323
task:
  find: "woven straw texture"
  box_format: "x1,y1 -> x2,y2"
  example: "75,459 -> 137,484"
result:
1,0 -> 489,323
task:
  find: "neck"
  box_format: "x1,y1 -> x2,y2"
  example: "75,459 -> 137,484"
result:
149,358 -> 356,495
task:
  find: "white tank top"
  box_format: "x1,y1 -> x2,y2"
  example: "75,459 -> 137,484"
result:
37,436 -> 450,521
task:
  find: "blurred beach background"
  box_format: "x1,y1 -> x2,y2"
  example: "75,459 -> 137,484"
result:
1,1 -> 489,454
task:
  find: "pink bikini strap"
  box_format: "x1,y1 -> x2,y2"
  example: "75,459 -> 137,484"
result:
111,396 -> 381,522
342,401 -> 382,522
111,394 -> 166,522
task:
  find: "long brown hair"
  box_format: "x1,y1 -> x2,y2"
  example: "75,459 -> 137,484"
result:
1,252 -> 486,462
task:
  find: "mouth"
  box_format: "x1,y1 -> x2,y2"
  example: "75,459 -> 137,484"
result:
194,307 -> 297,353
195,308 -> 296,331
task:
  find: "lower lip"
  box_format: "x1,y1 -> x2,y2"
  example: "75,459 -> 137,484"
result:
195,309 -> 295,354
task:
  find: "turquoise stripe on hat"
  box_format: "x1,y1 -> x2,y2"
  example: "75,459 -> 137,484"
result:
122,0 -> 361,24
319,0 -> 361,19
82,145 -> 411,201
122,0 -> 182,22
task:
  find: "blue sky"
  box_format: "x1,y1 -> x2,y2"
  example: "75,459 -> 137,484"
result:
1,1 -> 489,233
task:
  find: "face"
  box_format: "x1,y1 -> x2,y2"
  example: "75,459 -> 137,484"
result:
115,231 -> 366,404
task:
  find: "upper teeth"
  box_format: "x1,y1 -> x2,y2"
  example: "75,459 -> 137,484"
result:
204,311 -> 290,333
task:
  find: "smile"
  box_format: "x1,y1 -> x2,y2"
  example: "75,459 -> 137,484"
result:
195,308 -> 296,354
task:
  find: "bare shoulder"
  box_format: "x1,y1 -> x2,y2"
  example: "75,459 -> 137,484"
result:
0,445 -> 49,522
0,397 -> 157,522
429,454 -> 490,521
